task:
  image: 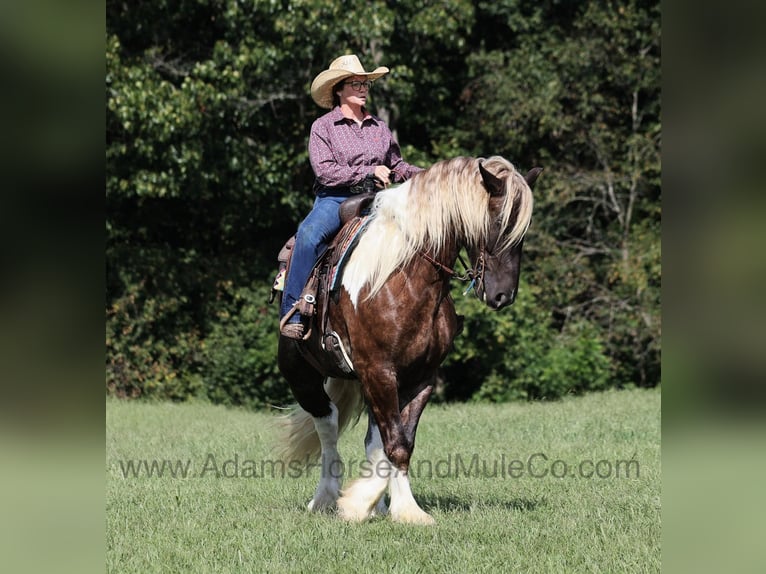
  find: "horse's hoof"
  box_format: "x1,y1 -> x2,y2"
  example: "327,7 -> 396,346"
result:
307,501 -> 335,513
307,494 -> 338,513
390,507 -> 435,525
370,499 -> 389,518
336,498 -> 372,523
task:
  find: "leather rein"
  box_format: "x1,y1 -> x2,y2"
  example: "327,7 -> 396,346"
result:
419,239 -> 486,297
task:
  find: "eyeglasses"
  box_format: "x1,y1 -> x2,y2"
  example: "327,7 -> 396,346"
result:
343,80 -> 374,91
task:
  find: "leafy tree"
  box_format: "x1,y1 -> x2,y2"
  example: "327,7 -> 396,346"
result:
106,0 -> 661,405
454,0 -> 661,386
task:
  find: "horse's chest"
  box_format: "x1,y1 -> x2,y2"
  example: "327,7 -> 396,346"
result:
403,298 -> 459,363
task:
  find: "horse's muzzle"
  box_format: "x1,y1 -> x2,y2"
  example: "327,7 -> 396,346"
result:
482,286 -> 517,310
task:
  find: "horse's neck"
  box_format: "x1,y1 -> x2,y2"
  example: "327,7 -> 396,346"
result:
421,240 -> 461,280
439,238 -> 462,266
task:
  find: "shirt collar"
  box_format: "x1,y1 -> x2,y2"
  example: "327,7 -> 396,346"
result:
330,106 -> 376,125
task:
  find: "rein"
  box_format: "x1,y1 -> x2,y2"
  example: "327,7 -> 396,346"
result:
419,240 -> 486,296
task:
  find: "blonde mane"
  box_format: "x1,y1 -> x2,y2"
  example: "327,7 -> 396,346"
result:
341,156 -> 533,305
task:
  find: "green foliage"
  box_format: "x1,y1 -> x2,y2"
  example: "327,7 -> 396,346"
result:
456,0 -> 661,388
106,276 -> 291,408
106,277 -> 206,401
201,283 -> 291,409
106,0 -> 661,406
443,279 -> 612,402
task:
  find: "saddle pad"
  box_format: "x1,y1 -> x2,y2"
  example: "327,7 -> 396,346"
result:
329,215 -> 371,293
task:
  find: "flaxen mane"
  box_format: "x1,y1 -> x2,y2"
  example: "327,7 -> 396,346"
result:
342,156 -> 533,304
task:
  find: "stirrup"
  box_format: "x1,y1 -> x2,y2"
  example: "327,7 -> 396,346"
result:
279,303 -> 311,341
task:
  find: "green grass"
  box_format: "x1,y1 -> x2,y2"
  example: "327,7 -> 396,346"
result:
107,388 -> 660,573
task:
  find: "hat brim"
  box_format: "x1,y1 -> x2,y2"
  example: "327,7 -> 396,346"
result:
310,66 -> 389,109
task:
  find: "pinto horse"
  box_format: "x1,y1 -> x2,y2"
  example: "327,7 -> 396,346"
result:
277,155 -> 539,524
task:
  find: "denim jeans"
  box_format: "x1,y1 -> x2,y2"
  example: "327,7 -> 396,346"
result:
280,192 -> 348,322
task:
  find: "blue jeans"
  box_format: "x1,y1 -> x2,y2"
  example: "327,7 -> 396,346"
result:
280,193 -> 348,322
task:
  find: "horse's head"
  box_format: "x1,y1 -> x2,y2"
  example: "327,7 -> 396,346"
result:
472,163 -> 541,310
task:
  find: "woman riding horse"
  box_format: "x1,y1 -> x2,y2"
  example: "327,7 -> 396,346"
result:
279,54 -> 422,339
277,154 -> 540,524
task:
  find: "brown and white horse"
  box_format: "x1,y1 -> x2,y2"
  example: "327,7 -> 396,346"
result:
277,156 -> 539,524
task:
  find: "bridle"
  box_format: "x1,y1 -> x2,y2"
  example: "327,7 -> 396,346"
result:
419,237 -> 486,297
395,168 -> 489,296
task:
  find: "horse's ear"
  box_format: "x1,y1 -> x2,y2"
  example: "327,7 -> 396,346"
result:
479,161 -> 505,197
525,167 -> 543,188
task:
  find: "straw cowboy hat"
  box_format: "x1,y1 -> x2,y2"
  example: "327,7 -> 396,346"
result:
310,54 -> 389,109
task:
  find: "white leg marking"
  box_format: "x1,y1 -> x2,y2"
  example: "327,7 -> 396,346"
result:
389,470 -> 434,525
337,416 -> 389,522
365,420 -> 389,517
307,403 -> 342,512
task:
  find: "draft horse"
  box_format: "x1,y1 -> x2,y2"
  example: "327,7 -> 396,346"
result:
277,155 -> 539,524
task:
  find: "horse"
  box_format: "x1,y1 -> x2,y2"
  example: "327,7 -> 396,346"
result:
276,155 -> 540,524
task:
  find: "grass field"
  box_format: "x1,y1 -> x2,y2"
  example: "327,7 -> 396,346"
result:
106,387 -> 660,573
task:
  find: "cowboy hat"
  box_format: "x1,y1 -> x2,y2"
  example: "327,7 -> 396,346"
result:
310,54 -> 389,109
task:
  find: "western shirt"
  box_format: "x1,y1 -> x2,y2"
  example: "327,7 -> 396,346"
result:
308,106 -> 422,192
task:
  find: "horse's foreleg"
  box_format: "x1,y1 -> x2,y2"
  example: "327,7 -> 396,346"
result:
337,370 -> 435,524
337,374 -> 404,523
399,379 -> 435,449
364,413 -> 389,517
336,411 -> 391,522
339,378 -> 434,525
387,381 -> 435,525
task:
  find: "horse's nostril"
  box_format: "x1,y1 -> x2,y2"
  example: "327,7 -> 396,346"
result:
490,289 -> 519,309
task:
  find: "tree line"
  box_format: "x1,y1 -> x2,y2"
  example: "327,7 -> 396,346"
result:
106,0 -> 660,407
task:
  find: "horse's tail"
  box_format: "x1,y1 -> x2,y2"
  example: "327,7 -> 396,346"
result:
275,377 -> 365,463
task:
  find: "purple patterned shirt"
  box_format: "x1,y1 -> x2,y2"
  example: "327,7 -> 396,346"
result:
308,106 -> 422,191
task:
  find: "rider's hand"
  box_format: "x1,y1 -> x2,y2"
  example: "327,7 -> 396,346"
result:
373,165 -> 391,187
